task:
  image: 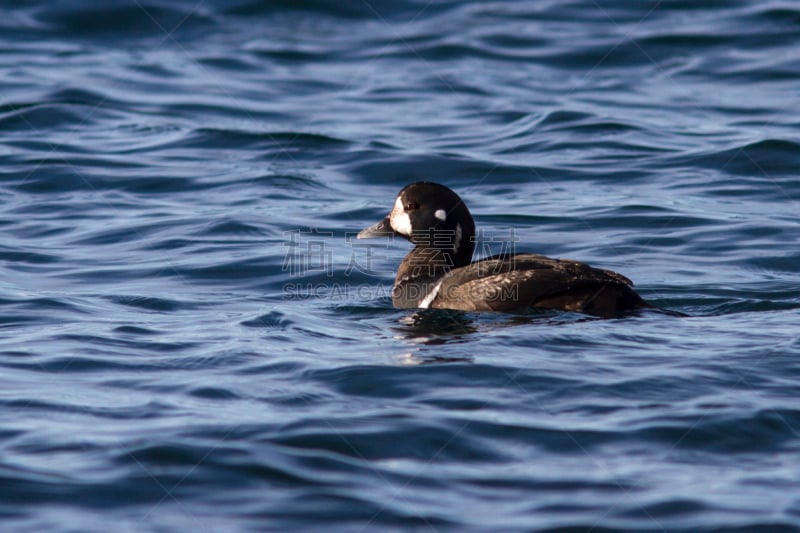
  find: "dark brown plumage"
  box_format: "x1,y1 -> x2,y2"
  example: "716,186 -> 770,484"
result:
358,182 -> 650,317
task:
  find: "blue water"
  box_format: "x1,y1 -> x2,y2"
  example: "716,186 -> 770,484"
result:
2,1 -> 800,531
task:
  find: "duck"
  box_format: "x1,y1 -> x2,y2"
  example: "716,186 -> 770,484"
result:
357,182 -> 652,317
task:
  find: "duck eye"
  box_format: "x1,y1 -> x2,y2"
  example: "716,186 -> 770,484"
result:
405,201 -> 419,211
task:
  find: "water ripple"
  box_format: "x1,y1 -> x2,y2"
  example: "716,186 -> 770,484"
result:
2,0 -> 799,531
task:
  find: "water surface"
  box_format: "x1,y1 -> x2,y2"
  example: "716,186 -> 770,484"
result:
1,1 -> 799,531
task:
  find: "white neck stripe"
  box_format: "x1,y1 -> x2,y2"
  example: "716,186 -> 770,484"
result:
418,280 -> 443,308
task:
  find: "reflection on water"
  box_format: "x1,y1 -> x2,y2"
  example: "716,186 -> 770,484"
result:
2,0 -> 800,531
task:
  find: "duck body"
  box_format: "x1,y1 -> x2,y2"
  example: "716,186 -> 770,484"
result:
357,182 -> 650,317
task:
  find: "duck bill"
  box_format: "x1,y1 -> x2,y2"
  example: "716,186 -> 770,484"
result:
357,216 -> 394,239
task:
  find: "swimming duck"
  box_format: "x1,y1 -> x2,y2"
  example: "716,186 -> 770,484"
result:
357,182 -> 651,317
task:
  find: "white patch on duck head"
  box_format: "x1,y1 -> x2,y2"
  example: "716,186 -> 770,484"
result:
389,196 -> 412,236
434,209 -> 447,221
